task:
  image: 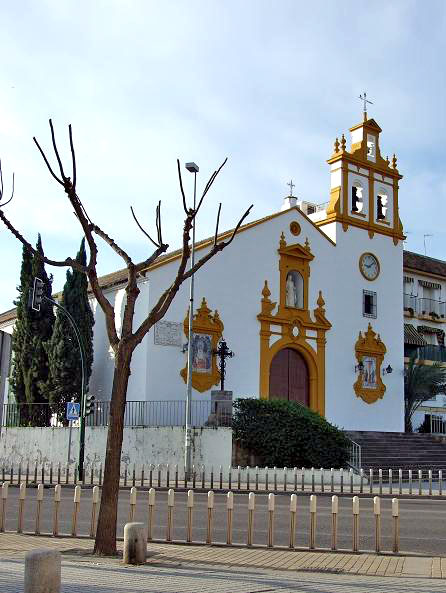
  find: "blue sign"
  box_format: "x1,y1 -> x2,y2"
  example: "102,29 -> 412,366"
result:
66,402 -> 80,421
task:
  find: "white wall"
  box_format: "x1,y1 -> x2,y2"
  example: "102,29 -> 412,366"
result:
84,206 -> 404,432
0,426 -> 232,473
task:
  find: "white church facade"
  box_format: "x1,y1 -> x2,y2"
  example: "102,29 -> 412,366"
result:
1,113 -> 407,433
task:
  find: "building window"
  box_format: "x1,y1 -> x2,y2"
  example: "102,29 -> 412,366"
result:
351,182 -> 363,213
363,290 -> 377,318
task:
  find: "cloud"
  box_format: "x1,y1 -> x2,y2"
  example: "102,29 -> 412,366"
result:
0,0 -> 445,311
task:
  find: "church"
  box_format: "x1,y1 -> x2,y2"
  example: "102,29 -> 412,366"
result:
0,110 -> 406,433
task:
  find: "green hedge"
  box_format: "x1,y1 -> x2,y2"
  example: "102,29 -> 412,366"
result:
232,398 -> 350,468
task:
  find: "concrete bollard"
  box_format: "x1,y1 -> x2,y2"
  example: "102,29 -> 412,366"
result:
219,465 -> 223,490
226,491 -> 233,545
398,469 -> 403,495
123,522 -> 146,565
237,466 -> 241,490
247,492 -> 255,546
373,496 -> 381,553
349,468 -> 354,493
440,470 -> 443,496
0,482 -> 8,532
311,467 -> 315,492
392,498 -> 399,553
71,485 -> 81,536
359,469 -> 364,494
309,494 -> 316,549
90,486 -> 100,538
283,467 -> 287,492
293,467 -> 298,491
147,488 -> 155,541
352,496 -> 359,552
289,493 -> 297,549
246,466 -> 251,490
340,468 -> 344,493
330,468 -> 334,492
24,548 -> 61,593
129,487 -> 137,522
301,467 -> 304,492
186,490 -> 194,543
369,468 -> 373,494
166,488 -> 174,542
274,467 -> 278,491
408,469 -> 413,495
389,469 -> 393,494
35,484 -> 44,535
267,493 -> 275,548
17,482 -> 26,533
418,469 -> 422,495
428,469 -> 433,496
379,468 -> 383,495
331,495 -> 338,550
206,491 -> 214,544
265,466 -> 269,491
53,485 -> 61,537
320,468 -> 324,493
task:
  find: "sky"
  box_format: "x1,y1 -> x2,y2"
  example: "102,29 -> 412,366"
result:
0,0 -> 445,312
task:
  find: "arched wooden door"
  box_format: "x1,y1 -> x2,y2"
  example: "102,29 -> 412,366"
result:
269,348 -> 309,406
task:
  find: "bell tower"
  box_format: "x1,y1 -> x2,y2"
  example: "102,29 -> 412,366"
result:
318,106 -> 404,245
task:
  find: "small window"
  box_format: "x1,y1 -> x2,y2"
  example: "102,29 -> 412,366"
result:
363,290 -> 377,318
376,193 -> 388,221
351,183 -> 363,213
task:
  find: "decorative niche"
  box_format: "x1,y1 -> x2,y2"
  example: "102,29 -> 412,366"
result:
180,298 -> 223,393
353,324 -> 387,404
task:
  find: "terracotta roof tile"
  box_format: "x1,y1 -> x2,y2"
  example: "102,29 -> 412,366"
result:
403,251 -> 446,278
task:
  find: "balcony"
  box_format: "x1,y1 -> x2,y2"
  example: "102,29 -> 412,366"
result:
404,344 -> 446,363
404,294 -> 446,320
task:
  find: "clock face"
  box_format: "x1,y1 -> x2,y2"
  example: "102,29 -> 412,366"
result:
360,253 -> 380,281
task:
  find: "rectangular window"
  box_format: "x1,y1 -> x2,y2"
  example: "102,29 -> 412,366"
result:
363,290 -> 377,318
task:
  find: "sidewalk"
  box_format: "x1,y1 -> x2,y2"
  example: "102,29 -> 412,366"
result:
0,532 -> 445,579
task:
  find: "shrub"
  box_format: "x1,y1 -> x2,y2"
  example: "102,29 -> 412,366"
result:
232,398 -> 350,468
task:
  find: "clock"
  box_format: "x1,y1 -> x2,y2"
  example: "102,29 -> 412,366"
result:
359,253 -> 380,281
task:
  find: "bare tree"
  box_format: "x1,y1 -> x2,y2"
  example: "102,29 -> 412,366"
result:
0,120 -> 252,555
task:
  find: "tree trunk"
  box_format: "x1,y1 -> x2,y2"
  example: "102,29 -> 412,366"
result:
94,346 -> 133,555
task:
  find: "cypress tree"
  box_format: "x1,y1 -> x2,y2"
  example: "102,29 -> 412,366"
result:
10,245 -> 34,410
46,238 -> 94,418
24,236 -> 55,424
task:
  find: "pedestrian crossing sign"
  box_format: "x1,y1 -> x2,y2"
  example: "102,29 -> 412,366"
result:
66,402 -> 81,421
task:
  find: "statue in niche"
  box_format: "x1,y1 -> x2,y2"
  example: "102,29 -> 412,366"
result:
286,271 -> 303,309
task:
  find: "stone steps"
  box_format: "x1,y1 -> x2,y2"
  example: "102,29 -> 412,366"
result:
346,431 -> 446,471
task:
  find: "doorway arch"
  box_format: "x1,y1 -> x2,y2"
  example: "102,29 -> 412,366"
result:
269,347 -> 309,406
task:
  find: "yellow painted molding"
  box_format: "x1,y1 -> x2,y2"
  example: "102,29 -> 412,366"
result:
353,324 -> 387,404
180,297 -> 223,393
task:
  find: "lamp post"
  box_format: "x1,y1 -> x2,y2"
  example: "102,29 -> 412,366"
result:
184,161 -> 199,478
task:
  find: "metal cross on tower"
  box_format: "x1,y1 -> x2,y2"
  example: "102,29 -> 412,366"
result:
214,339 -> 234,391
359,92 -> 373,116
287,179 -> 295,197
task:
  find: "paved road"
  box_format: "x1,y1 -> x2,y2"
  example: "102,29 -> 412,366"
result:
1,556 -> 445,593
4,488 -> 446,555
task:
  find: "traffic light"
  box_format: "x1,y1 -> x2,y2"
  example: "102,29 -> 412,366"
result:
31,277 -> 45,311
84,393 -> 96,416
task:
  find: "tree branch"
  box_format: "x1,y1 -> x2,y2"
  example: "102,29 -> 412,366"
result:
91,224 -> 133,266
177,159 -> 189,215
0,208 -> 86,271
0,159 -> 14,207
195,157 -> 227,217
131,202 -> 252,347
130,206 -> 160,248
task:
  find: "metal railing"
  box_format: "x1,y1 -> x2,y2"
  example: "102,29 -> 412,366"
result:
1,400 -> 232,428
416,345 -> 446,363
404,294 -> 446,318
430,414 -> 446,435
347,439 -> 362,472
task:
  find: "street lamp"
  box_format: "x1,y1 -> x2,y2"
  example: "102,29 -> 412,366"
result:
184,161 -> 199,478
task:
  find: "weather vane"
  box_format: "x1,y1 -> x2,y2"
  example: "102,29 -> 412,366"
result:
287,179 -> 295,197
359,92 -> 373,116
